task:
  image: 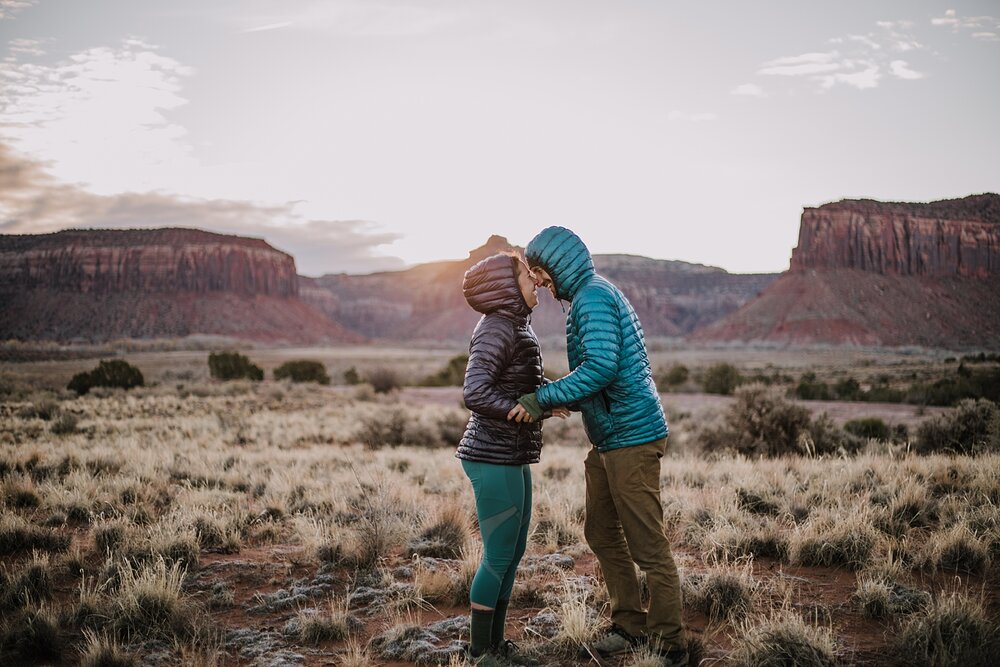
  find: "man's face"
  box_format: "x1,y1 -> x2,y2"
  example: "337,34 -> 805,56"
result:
530,266 -> 556,299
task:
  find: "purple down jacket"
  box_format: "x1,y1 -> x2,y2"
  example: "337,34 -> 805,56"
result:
455,253 -> 545,465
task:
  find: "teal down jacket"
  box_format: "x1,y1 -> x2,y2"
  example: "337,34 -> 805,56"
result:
525,226 -> 668,452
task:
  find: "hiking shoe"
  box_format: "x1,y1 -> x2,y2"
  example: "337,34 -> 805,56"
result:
495,639 -> 539,666
654,647 -> 690,667
578,624 -> 644,659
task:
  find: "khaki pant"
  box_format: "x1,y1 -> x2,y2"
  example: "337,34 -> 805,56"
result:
584,439 -> 684,651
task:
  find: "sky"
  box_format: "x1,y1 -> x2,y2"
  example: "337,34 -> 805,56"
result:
1,1 -> 998,276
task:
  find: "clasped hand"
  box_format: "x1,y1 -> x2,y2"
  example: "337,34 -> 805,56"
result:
506,405 -> 570,423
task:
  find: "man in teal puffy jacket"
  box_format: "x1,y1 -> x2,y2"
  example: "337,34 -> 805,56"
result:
509,226 -> 687,666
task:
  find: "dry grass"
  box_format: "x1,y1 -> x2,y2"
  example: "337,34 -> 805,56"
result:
0,358 -> 997,664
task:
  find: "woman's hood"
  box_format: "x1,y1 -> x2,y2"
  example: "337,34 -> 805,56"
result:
462,253 -> 530,319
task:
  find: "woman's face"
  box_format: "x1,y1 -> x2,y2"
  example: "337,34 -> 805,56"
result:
516,262 -> 538,309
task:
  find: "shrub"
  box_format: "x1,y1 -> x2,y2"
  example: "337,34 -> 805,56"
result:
110,558 -> 194,641
207,351 -> 263,381
420,353 -> 468,387
793,372 -> 831,400
68,360 -> 144,395
833,377 -> 862,401
273,360 -> 330,384
356,410 -> 408,449
366,367 -> 401,394
16,397 -> 59,421
658,364 -> 690,390
298,598 -> 355,644
698,384 -> 812,457
682,566 -> 757,621
844,417 -> 890,441
343,366 -> 361,385
895,591 -> 1000,667
50,411 -> 79,436
702,363 -> 742,395
0,605 -> 63,664
915,399 -> 999,454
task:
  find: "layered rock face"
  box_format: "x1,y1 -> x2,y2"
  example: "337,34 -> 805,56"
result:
790,195 -> 1000,277
303,236 -> 777,343
0,228 -> 360,343
694,194 -> 1000,348
0,228 -> 299,296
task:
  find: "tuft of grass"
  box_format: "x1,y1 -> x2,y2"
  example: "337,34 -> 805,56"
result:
550,573 -> 601,653
792,519 -> 878,570
110,557 -> 195,641
682,560 -> 758,622
0,604 -> 63,663
299,597 -> 355,645
407,503 -> 468,559
0,515 -> 71,556
921,525 -> 990,576
731,610 -> 837,667
895,590 -> 1000,667
78,630 -> 138,667
1,553 -> 53,612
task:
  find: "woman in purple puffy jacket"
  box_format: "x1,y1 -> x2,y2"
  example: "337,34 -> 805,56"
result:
456,251 -> 567,665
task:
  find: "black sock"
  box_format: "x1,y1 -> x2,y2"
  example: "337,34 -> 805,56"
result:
491,598 -> 510,648
470,608 -> 494,656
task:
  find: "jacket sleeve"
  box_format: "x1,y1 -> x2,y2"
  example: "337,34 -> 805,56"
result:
535,287 -> 621,409
463,318 -> 518,419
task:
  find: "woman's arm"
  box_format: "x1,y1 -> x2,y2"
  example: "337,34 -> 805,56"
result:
463,318 -> 518,419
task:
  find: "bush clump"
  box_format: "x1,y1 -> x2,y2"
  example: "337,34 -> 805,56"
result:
366,367 -> 402,394
273,360 -> 330,385
698,385 -> 808,456
208,352 -> 263,382
67,360 -> 144,395
420,353 -> 468,387
914,399 -> 999,455
895,591 -> 1000,667
702,363 -> 742,395
658,363 -> 690,390
844,417 -> 890,441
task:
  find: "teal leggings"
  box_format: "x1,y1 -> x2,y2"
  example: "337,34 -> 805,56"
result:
461,460 -> 532,608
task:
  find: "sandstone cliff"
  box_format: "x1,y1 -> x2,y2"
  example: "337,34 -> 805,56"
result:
790,194 -> 1000,277
303,236 -> 777,342
0,228 -> 361,344
694,194 -> 1000,348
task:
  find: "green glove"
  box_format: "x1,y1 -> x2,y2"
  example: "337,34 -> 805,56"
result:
517,393 -> 544,421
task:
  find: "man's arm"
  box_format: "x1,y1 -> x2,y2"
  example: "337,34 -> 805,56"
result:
515,288 -> 621,420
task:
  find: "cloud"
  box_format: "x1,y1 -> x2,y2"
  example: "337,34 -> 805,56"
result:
0,0 -> 36,20
758,52 -> 841,76
0,38 -> 198,195
0,144 -> 404,275
241,21 -> 293,34
731,83 -> 765,97
889,60 -> 923,80
228,1 -> 462,38
753,18 -> 929,93
932,9 -> 1000,38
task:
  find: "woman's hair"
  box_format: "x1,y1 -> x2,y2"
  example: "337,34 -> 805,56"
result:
501,250 -> 529,278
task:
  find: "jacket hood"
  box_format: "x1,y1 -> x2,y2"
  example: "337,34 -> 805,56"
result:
462,253 -> 531,320
524,226 -> 594,301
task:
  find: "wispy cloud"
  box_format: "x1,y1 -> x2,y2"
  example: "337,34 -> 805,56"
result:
731,83 -> 766,98
889,60 -> 923,80
932,9 -> 1000,40
229,1 -> 462,38
241,21 -> 293,34
753,19 -> 927,92
0,0 -> 36,21
758,52 -> 841,76
0,144 -> 404,275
